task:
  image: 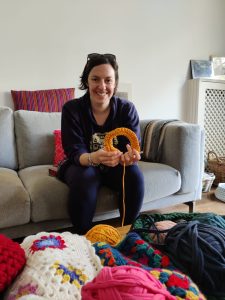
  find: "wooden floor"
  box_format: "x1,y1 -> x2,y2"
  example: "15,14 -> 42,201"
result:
55,187 -> 225,238
145,188 -> 225,215
105,187 -> 225,232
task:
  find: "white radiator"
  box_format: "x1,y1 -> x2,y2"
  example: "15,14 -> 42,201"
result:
186,78 -> 225,158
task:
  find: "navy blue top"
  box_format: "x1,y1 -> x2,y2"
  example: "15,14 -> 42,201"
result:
61,93 -> 141,166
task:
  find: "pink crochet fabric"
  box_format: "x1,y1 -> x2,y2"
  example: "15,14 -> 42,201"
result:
81,265 -> 176,300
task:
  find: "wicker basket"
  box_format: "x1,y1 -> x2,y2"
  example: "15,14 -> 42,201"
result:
207,151 -> 225,186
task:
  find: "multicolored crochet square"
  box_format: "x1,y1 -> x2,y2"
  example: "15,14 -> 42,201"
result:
4,232 -> 102,300
93,232 -> 206,300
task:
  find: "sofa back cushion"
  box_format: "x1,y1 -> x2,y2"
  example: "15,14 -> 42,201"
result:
14,110 -> 61,169
0,107 -> 18,169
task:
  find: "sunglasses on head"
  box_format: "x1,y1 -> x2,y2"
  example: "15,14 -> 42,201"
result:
87,53 -> 116,61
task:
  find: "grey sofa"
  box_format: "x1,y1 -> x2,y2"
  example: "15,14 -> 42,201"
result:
0,106 -> 204,239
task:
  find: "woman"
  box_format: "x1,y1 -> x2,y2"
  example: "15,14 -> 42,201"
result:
60,53 -> 144,234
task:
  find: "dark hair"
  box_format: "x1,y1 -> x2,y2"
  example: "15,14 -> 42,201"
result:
79,53 -> 119,92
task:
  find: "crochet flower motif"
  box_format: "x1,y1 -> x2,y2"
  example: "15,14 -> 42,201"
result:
30,235 -> 66,253
8,283 -> 38,300
52,261 -> 89,289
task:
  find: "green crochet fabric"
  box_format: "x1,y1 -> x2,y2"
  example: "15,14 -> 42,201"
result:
131,212 -> 225,244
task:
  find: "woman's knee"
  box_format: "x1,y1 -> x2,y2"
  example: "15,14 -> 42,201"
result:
126,165 -> 144,185
64,165 -> 100,187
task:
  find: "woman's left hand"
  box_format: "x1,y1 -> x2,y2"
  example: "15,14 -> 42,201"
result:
120,144 -> 141,166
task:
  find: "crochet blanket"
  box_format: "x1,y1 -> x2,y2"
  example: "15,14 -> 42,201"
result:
4,232 -> 102,300
130,212 -> 225,300
142,119 -> 178,162
93,231 -> 206,299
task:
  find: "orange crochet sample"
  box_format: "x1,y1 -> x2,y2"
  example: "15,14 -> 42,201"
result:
104,127 -> 140,152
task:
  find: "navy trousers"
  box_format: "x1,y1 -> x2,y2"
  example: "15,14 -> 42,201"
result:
63,164 -> 144,234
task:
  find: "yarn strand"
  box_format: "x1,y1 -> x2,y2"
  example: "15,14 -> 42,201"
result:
121,161 -> 126,227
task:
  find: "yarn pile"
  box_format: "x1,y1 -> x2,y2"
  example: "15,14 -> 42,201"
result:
93,231 -> 206,299
4,213 -> 225,299
131,212 -> 225,244
165,220 -> 225,297
81,265 -> 176,300
0,234 -> 26,293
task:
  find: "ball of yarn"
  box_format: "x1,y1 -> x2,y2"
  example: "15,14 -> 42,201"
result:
149,220 -> 177,244
85,224 -> 122,246
81,265 -> 176,300
0,234 -> 26,292
165,220 -> 225,297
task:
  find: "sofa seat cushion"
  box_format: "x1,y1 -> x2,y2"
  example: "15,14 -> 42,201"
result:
0,168 -> 30,228
139,161 -> 181,203
93,186 -> 120,222
18,165 -> 69,223
18,162 -> 181,224
19,165 -> 120,223
95,162 -> 181,222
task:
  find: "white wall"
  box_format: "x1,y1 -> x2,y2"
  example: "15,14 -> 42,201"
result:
0,0 -> 225,120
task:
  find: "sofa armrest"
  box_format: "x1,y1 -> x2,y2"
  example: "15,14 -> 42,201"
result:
160,122 -> 204,198
160,121 -> 204,195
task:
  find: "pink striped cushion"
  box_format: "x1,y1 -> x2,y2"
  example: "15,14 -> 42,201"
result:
11,88 -> 75,112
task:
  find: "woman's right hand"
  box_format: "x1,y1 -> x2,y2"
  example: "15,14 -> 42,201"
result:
92,149 -> 122,167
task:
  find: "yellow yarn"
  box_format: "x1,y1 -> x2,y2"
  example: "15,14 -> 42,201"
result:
104,127 -> 140,227
85,224 -> 122,246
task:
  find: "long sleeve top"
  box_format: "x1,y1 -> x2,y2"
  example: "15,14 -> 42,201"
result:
61,93 -> 141,166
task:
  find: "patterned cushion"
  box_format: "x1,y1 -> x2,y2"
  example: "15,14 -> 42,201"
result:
11,88 -> 75,112
53,130 -> 66,166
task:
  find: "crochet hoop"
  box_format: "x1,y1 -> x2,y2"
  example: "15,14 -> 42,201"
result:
104,127 -> 140,152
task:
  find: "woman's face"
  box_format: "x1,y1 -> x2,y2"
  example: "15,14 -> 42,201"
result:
87,64 -> 116,107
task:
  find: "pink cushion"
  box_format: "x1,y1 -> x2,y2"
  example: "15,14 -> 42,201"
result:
11,88 -> 75,112
53,130 -> 66,166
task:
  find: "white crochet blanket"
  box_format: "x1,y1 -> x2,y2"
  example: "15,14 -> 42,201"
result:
4,232 -> 102,300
